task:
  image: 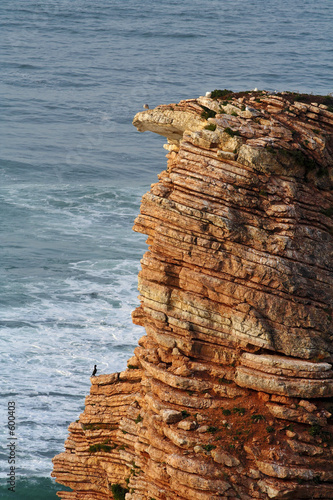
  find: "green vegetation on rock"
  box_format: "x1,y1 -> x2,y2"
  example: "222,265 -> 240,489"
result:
204,123 -> 217,131
210,89 -> 233,100
201,106 -> 217,119
110,484 -> 129,500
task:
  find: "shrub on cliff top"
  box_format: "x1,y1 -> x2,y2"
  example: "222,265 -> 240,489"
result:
323,95 -> 333,106
211,89 -> 233,100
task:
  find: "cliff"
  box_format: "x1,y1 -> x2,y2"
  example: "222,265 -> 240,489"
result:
52,90 -> 333,500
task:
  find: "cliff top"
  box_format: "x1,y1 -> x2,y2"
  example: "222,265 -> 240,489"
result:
134,89 -> 333,190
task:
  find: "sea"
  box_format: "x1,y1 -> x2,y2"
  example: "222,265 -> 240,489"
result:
0,0 -> 332,498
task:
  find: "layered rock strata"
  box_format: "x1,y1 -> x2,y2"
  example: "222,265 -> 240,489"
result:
52,91 -> 333,499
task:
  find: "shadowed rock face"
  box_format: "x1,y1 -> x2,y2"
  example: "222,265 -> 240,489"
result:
52,92 -> 333,500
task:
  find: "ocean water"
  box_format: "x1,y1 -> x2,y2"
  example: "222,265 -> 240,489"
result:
1,0 -> 332,497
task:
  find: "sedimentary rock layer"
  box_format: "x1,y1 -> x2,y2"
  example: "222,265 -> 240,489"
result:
52,90 -> 333,499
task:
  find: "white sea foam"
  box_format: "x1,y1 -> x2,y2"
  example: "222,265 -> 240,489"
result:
0,182 -> 146,477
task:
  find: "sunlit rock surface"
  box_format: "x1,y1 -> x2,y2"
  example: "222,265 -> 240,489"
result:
53,91 -> 333,500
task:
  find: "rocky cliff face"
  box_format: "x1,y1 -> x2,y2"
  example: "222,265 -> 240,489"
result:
52,91 -> 333,500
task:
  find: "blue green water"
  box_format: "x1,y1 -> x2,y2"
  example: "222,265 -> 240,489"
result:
1,0 -> 332,496
0,477 -> 70,499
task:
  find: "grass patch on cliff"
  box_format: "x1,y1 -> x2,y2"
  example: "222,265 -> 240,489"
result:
81,423 -> 105,431
134,414 -> 143,424
201,106 -> 217,119
118,444 -> 128,450
251,414 -> 266,423
233,407 -> 246,416
207,426 -> 219,433
323,95 -> 333,106
181,410 -> 190,418
130,460 -> 141,477
110,484 -> 129,500
202,444 -> 216,451
224,127 -> 240,137
273,91 -> 333,107
89,441 -> 117,453
211,89 -> 233,100
204,123 -> 216,131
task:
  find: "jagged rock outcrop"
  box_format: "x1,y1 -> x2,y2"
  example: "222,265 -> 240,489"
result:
52,91 -> 333,499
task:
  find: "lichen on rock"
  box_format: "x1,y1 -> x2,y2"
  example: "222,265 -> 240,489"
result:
52,90 -> 333,500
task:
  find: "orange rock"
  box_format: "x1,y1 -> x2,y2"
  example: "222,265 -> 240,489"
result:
52,91 -> 333,500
